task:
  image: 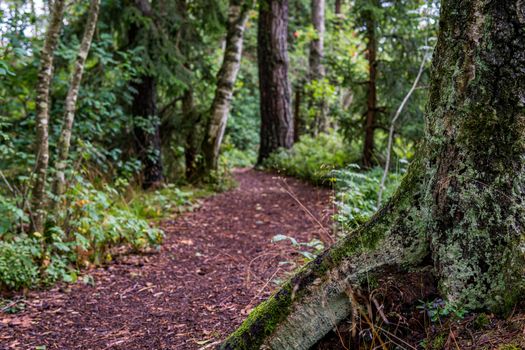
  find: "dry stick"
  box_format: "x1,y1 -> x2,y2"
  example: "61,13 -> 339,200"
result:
377,51 -> 429,207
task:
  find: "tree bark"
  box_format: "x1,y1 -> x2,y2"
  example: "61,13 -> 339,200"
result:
31,0 -> 66,233
183,89 -> 203,181
309,0 -> 327,134
293,85 -> 303,143
201,0 -> 253,174
53,0 -> 101,201
220,1 -> 525,348
257,0 -> 293,164
131,75 -> 164,189
335,0 -> 342,15
128,0 -> 164,189
362,1 -> 378,168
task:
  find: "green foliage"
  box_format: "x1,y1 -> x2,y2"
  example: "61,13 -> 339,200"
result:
126,184 -> 196,220
264,132 -> 353,183
0,172 -> 211,290
264,132 -> 405,231
221,142 -> 258,168
0,238 -> 39,290
271,234 -> 324,261
331,165 -> 402,229
417,298 -> 467,323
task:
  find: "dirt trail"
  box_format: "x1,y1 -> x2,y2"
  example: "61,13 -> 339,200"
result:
1,169 -> 334,350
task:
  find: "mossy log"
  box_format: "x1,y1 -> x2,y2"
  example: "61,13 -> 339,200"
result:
220,1 -> 525,349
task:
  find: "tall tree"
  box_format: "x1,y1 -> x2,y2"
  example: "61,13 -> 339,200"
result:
308,0 -> 327,134
257,0 -> 293,164
53,0 -> 101,200
31,0 -> 66,233
362,0 -> 378,168
220,0 -> 525,348
200,0 -> 254,174
128,0 -> 164,189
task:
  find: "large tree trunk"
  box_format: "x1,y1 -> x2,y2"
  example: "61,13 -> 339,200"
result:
131,75 -> 164,189
220,1 -> 525,348
53,0 -> 101,200
128,0 -> 164,189
256,0 -> 293,164
309,0 -> 327,134
362,1 -> 378,168
31,0 -> 66,233
200,0 -> 253,174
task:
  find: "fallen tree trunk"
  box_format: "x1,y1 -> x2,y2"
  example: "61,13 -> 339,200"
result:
220,1 -> 525,348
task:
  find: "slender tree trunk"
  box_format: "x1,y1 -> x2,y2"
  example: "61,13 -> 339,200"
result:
128,0 -> 164,189
257,0 -> 293,164
201,0 -> 253,174
53,0 -> 101,201
309,0 -> 327,134
221,1 -> 525,348
29,0 -> 38,36
362,2 -> 377,168
335,0 -> 342,15
31,0 -> 66,233
293,85 -> 303,143
183,89 -> 203,181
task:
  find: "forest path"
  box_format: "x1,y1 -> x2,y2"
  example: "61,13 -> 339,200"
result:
1,169 -> 334,350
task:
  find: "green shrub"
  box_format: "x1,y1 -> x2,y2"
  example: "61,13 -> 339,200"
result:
0,238 -> 39,290
263,132 -> 406,232
264,132 -> 354,183
331,165 -> 402,230
221,145 -> 257,168
0,175 -> 182,290
59,176 -> 164,264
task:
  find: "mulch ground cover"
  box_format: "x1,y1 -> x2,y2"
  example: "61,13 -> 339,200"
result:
0,169 -> 334,350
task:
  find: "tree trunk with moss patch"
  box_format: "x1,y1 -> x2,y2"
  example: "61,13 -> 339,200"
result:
220,1 -> 525,348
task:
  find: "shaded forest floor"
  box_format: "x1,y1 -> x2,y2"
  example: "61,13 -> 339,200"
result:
1,169 -> 524,350
0,169 -> 334,349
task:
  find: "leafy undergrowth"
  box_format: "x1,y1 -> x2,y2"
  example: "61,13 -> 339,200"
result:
0,176 -> 214,293
264,133 -> 405,231
264,132 -> 354,184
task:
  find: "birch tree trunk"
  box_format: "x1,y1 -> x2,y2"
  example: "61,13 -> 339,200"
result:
200,0 -> 253,174
221,1 -> 525,348
31,0 -> 66,233
257,0 -> 293,164
309,0 -> 327,134
52,0 -> 101,201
